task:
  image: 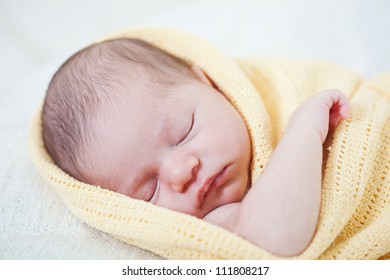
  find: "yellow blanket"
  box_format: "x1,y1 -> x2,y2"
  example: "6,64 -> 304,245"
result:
29,27 -> 390,259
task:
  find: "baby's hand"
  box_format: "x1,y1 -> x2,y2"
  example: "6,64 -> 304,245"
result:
288,89 -> 349,143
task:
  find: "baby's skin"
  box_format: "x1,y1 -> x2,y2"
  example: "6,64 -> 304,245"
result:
205,88 -> 349,257
94,66 -> 349,257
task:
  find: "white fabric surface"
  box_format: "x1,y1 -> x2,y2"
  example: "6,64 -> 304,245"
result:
1,0 -> 389,259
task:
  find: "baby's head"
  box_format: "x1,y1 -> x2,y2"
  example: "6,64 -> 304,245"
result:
43,38 -> 251,218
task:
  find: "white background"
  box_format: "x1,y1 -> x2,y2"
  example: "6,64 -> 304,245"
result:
0,0 -> 389,259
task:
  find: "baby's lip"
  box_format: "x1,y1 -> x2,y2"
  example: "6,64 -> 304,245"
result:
197,166 -> 227,208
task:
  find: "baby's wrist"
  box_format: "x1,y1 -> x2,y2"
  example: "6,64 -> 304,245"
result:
285,117 -> 324,143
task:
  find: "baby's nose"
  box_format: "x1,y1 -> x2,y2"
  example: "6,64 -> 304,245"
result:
163,154 -> 199,193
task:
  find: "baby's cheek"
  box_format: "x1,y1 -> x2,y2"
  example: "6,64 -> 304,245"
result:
222,180 -> 247,204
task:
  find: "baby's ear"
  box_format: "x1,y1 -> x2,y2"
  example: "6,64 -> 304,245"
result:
190,66 -> 214,87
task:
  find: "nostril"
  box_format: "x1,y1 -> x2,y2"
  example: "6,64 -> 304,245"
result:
191,160 -> 200,179
192,165 -> 198,175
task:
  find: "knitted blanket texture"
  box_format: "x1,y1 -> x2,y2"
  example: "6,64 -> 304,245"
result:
29,28 -> 390,259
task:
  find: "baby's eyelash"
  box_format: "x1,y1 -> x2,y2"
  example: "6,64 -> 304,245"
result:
148,178 -> 159,202
178,112 -> 195,145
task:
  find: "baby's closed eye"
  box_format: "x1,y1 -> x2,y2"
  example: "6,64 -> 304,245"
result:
177,111 -> 195,145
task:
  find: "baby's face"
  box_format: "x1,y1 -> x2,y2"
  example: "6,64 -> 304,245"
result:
94,78 -> 251,218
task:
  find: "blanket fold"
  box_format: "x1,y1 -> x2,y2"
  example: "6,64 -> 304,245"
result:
29,27 -> 390,259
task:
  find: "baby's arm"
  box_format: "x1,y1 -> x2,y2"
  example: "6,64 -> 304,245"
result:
235,89 -> 349,257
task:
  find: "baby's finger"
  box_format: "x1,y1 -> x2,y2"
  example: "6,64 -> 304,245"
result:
335,91 -> 350,119
339,102 -> 349,119
319,89 -> 350,119
329,101 -> 343,127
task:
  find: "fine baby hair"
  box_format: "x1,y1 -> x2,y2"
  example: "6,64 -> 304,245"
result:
43,38 -> 197,186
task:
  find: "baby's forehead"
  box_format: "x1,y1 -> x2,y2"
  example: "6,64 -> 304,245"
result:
124,81 -> 190,107
98,84 -> 173,124
95,76 -> 206,142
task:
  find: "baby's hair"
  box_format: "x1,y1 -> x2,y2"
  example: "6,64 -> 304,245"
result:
42,38 -> 197,183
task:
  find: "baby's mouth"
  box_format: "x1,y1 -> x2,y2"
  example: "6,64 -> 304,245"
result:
197,166 -> 227,208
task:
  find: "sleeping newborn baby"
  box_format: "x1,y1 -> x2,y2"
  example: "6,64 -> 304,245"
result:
42,38 -> 349,257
